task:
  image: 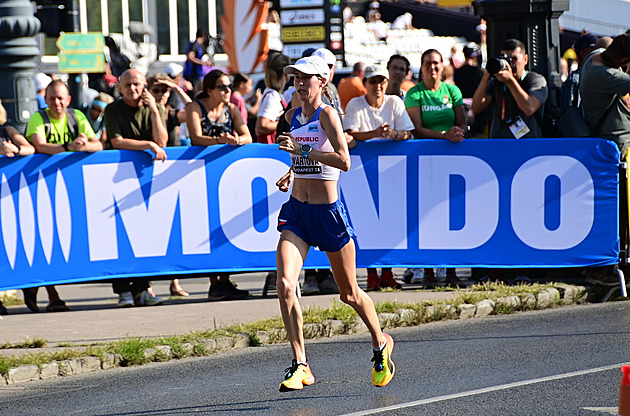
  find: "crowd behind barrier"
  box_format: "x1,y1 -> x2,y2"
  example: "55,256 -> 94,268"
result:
0,139 -> 620,288
2,16 -> 630,314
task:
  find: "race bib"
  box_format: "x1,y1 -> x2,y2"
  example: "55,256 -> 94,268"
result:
293,156 -> 322,174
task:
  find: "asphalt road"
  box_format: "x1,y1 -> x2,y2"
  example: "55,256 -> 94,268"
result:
1,302 -> 629,416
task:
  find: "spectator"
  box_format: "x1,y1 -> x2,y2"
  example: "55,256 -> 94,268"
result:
145,72 -> 192,297
147,72 -> 191,147
596,36 -> 614,50
183,28 -> 213,92
442,62 -> 455,85
24,79 -> 102,312
401,67 -> 416,93
165,62 -> 193,110
344,65 -> 413,145
391,12 -> 413,30
104,69 -> 168,307
386,54 -> 411,99
343,65 -> 414,291
337,61 -> 367,109
80,92 -> 114,144
454,43 -> 485,137
476,20 -> 488,69
580,33 -> 630,285
35,73 -> 52,110
230,72 -> 251,123
471,38 -> 548,140
580,33 -> 630,153
455,43 -> 483,99
186,69 -> 252,301
450,44 -> 465,69
105,69 -> 168,160
471,38 -> 548,283
255,51 -> 290,143
232,72 -> 262,122
405,49 -> 467,288
27,80 -> 102,154
312,48 -> 342,112
265,9 -> 283,52
366,10 -> 388,43
0,98 -> 33,315
559,33 -> 598,113
0,98 -> 35,158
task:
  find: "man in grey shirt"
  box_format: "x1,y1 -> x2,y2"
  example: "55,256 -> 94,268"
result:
472,38 -> 548,139
580,33 -> 630,286
580,33 -> 630,153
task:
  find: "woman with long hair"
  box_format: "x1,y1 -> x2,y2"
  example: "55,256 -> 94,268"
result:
186,69 -> 252,300
255,52 -> 290,144
274,56 -> 395,392
405,48 -> 466,288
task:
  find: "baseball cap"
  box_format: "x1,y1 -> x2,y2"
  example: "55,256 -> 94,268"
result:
463,42 -> 479,58
312,48 -> 336,66
574,33 -> 598,52
364,65 -> 388,80
283,56 -> 330,80
369,1 -> 380,9
165,62 -> 183,78
34,73 -> 52,92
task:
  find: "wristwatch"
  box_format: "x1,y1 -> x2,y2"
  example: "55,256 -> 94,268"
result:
301,144 -> 312,158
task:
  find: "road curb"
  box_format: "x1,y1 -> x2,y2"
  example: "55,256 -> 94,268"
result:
0,284 -> 588,386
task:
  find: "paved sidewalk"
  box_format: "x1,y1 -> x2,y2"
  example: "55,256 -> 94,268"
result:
0,270 -> 462,349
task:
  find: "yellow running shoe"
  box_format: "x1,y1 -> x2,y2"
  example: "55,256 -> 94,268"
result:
372,333 -> 395,387
279,359 -> 315,392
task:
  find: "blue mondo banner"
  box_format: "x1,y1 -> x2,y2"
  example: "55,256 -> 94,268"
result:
0,138 -> 620,290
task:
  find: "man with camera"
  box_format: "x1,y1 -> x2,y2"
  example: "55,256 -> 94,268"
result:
472,38 -> 548,139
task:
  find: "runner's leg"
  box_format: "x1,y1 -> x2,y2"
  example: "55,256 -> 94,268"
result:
327,239 -> 386,349
277,230 -> 310,362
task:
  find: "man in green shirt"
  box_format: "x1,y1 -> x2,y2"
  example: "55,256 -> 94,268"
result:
26,80 -> 101,154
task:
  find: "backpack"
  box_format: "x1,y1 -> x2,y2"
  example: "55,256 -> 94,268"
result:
38,109 -> 79,142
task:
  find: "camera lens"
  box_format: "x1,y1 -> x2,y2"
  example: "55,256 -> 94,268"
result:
487,56 -> 510,75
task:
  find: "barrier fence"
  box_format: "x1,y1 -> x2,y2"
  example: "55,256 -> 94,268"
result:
0,138 -> 620,291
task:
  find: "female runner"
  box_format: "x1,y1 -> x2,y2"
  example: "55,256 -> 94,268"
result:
275,55 -> 395,392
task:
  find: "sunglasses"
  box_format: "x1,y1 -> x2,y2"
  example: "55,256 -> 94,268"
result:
215,84 -> 232,92
150,87 -> 169,94
367,77 -> 387,84
91,106 -> 105,113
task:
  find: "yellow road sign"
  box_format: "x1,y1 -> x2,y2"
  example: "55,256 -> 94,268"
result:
282,26 -> 326,43
56,32 -> 105,53
57,52 -> 105,73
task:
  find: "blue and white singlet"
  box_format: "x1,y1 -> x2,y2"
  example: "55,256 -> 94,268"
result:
289,105 -> 341,181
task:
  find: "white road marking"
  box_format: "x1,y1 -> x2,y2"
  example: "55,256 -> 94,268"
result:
340,363 -> 626,416
581,407 -> 618,414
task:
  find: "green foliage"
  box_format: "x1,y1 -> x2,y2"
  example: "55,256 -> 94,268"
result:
1,338 -> 47,349
0,283 -> 609,378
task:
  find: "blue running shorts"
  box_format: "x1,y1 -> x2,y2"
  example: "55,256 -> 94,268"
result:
277,196 -> 357,252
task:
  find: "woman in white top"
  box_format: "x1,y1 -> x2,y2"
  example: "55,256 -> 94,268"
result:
255,52 -> 290,143
343,65 -> 414,291
274,56 -> 395,392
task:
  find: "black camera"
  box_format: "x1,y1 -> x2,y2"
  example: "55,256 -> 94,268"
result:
486,53 -> 515,75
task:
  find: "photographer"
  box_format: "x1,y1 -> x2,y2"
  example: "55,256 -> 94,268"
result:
471,38 -> 548,139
